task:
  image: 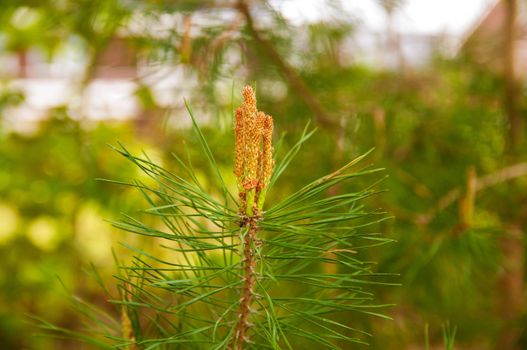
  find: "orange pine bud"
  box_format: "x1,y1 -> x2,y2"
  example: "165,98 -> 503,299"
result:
256,112 -> 266,189
261,114 -> 274,187
245,111 -> 264,189
234,107 -> 245,179
242,86 -> 257,122
240,86 -> 257,189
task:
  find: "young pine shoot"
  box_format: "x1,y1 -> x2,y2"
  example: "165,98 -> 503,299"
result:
38,86 -> 392,349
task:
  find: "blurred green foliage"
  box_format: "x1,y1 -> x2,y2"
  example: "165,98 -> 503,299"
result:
0,0 -> 526,349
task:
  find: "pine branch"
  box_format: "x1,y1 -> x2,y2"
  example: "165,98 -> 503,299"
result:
237,1 -> 337,129
416,162 -> 527,225
35,86 -> 391,349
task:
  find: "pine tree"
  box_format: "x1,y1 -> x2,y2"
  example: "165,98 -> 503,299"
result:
38,86 -> 391,349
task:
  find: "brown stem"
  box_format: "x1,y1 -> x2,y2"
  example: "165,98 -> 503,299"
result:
231,217 -> 259,350
237,0 -> 336,129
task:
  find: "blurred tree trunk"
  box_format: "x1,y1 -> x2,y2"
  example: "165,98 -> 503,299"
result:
17,49 -> 28,78
504,0 -> 522,154
499,2 -> 525,349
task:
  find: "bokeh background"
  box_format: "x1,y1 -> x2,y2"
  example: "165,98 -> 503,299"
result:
0,0 -> 526,349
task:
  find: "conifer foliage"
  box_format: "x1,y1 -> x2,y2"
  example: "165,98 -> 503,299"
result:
39,86 -> 391,349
